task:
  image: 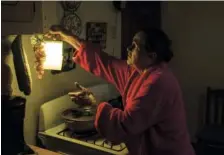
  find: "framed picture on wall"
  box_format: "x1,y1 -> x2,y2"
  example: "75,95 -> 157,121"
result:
86,22 -> 107,49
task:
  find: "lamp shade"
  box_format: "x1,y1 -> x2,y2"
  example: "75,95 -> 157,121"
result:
43,41 -> 63,70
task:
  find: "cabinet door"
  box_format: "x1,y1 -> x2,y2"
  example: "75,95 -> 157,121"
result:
1,2 -> 43,36
1,1 -> 35,22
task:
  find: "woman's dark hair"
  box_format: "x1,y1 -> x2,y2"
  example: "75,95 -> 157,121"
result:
143,28 -> 173,62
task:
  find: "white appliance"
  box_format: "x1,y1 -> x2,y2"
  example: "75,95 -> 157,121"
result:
38,84 -> 129,155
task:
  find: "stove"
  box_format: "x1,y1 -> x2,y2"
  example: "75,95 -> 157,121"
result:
39,123 -> 128,155
37,84 -> 128,155
57,127 -> 126,152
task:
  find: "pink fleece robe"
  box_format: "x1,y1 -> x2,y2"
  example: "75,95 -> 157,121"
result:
73,42 -> 195,155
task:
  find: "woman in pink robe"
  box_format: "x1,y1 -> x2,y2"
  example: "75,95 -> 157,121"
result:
45,26 -> 195,155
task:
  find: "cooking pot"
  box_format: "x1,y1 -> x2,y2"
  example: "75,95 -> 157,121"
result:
61,96 -> 123,133
61,106 -> 96,133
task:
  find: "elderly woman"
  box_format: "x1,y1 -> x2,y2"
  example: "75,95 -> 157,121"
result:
42,26 -> 195,155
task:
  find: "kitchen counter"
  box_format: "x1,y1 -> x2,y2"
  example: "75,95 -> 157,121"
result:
29,145 -> 61,155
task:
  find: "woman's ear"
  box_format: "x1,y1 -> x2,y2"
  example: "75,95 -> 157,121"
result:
148,52 -> 157,60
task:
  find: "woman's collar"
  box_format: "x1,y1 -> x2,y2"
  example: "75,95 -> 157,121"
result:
135,62 -> 168,74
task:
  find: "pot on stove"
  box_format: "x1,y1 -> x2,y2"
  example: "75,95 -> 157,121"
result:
61,106 -> 96,133
61,96 -> 123,133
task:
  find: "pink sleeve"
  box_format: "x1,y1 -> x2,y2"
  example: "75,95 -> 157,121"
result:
73,42 -> 129,94
94,74 -> 163,143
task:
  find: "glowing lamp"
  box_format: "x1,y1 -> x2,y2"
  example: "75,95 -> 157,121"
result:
43,41 -> 63,70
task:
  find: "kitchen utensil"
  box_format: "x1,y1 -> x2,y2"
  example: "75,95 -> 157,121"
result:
61,107 -> 96,133
11,35 -> 32,95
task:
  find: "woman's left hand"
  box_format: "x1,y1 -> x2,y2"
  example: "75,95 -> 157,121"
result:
68,82 -> 97,107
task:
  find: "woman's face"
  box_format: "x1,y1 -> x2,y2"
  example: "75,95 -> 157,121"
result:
127,31 -> 156,70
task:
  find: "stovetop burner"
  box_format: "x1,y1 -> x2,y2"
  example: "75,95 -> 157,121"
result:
57,128 -> 126,152
58,128 -> 97,139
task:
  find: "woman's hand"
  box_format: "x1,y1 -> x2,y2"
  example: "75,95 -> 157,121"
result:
34,25 -> 83,79
44,25 -> 82,51
68,82 -> 97,107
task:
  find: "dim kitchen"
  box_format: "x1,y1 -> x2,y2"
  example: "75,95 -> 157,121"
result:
1,1 -> 224,155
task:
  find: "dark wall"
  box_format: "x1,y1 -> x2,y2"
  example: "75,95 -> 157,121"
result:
121,2 -> 161,59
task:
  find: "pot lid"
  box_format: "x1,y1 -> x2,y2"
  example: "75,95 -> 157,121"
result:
61,108 -> 95,121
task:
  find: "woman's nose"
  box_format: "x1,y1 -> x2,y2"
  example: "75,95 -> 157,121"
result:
127,49 -> 132,57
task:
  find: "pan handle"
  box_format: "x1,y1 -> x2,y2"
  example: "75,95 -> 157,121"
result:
63,118 -> 75,124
